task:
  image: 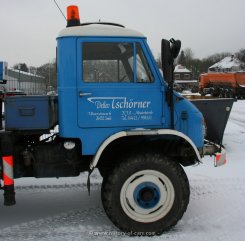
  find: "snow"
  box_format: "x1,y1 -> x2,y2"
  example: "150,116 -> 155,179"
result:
209,56 -> 242,71
1,101 -> 245,241
9,69 -> 44,78
58,24 -> 145,38
175,80 -> 198,84
174,64 -> 191,73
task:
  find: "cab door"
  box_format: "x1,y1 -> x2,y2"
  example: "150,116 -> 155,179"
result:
76,39 -> 164,129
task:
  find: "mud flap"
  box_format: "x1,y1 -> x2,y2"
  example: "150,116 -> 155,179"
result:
87,168 -> 94,196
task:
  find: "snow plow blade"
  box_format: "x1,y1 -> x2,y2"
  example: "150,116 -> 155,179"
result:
189,97 -> 236,144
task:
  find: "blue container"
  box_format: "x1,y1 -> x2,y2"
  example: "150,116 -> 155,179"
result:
0,61 -> 7,84
0,62 -> 3,80
5,95 -> 58,130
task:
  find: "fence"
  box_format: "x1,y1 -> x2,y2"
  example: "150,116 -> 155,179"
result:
0,69 -> 46,95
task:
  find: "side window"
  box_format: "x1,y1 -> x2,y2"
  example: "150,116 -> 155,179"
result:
175,73 -> 180,80
136,43 -> 154,83
82,42 -> 134,83
82,42 -> 154,83
184,74 -> 190,80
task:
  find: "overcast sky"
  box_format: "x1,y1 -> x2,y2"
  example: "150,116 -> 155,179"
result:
0,0 -> 245,67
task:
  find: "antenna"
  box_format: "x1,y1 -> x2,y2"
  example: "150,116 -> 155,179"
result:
53,0 -> 66,20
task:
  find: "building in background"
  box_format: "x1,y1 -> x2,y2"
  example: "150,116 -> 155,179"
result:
0,68 -> 46,95
208,55 -> 243,73
174,65 -> 198,92
174,64 -> 192,80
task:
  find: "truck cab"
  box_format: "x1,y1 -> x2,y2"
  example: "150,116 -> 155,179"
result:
57,23 -> 204,159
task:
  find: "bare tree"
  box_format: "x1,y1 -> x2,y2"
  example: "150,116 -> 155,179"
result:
184,48 -> 194,69
36,59 -> 57,90
13,63 -> 29,72
177,50 -> 186,66
236,49 -> 245,66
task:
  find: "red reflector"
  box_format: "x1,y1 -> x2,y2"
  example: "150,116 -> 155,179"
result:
3,173 -> 14,185
3,156 -> 13,166
215,152 -> 227,167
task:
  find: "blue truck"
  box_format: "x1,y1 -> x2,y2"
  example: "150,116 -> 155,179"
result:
0,5 -> 235,235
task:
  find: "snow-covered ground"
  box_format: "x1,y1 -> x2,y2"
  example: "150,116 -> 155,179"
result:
0,101 -> 245,241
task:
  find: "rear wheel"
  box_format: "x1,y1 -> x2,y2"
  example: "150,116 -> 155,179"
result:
101,153 -> 190,235
228,91 -> 234,98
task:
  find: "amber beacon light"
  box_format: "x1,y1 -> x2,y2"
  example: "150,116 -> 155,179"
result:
67,5 -> 80,27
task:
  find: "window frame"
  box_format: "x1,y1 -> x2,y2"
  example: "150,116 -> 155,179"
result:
175,73 -> 180,80
79,38 -> 155,84
135,43 -> 154,83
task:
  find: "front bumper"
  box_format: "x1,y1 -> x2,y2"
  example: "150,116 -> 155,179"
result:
201,140 -> 227,167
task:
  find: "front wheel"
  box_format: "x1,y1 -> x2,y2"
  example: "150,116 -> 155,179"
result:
101,153 -> 190,235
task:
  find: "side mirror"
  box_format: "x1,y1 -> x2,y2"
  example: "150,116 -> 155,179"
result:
161,38 -> 181,83
161,38 -> 181,130
161,39 -> 173,83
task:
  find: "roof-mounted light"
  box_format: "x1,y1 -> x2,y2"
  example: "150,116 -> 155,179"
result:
67,5 -> 80,27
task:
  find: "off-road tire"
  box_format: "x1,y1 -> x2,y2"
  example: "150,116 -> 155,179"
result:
101,152 -> 190,236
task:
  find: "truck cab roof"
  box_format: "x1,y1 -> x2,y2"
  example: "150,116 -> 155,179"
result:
58,24 -> 146,38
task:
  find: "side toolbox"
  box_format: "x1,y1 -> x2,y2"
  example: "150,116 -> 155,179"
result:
4,95 -> 58,130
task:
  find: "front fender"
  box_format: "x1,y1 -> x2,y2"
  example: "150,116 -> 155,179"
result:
89,129 -> 202,170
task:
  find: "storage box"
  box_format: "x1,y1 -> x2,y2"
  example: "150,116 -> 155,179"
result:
5,95 -> 58,130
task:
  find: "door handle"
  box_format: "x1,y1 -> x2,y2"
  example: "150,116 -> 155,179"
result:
79,92 -> 92,97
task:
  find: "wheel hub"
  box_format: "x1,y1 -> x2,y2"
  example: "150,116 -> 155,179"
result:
134,182 -> 160,209
140,188 -> 154,202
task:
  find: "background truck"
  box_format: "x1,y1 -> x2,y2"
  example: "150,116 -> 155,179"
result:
199,72 -> 245,98
0,5 -> 235,235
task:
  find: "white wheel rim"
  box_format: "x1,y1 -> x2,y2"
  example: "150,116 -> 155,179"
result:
120,170 -> 175,223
